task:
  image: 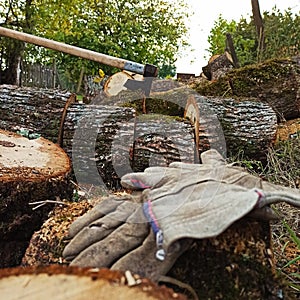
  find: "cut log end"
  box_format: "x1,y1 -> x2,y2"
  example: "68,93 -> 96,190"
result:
0,129 -> 71,181
0,129 -> 72,267
0,266 -> 187,300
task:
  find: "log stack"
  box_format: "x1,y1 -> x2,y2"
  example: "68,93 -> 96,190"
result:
0,85 -> 196,189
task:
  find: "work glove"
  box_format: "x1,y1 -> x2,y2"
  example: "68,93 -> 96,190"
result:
63,149 -> 300,281
121,149 -> 300,252
62,193 -> 191,281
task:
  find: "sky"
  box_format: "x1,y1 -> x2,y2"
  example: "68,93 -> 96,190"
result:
176,0 -> 300,75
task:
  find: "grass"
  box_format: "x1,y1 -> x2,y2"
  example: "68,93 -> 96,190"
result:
228,138 -> 300,297
264,139 -> 300,296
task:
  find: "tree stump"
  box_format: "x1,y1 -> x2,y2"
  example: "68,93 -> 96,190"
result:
0,129 -> 72,267
167,218 -> 290,299
0,266 -> 187,300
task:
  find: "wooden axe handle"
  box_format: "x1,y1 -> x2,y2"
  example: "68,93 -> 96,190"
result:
0,27 -> 150,75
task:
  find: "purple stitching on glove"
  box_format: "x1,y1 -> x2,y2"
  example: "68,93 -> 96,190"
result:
143,200 -> 166,261
254,189 -> 265,208
130,179 -> 151,189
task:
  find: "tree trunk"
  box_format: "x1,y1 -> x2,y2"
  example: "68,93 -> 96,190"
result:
0,129 -> 72,267
193,57 -> 300,121
226,33 -> 240,68
0,265 -> 187,300
251,0 -> 265,61
0,40 -> 24,85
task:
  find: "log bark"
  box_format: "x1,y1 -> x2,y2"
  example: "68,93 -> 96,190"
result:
0,129 -> 72,267
0,265 -> 186,300
193,57 -> 300,121
63,103 -> 137,189
0,84 -> 72,142
132,114 -> 199,171
184,94 -> 278,160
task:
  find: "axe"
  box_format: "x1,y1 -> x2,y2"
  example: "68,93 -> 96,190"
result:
0,27 -> 158,96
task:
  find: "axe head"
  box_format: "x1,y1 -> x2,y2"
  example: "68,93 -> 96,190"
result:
124,64 -> 158,96
104,64 -> 158,97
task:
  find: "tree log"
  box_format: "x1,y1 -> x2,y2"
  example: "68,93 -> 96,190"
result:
193,57 -> 300,121
132,114 -> 198,171
167,218 -> 290,299
108,86 -> 278,160
63,103 -> 137,189
0,129 -> 72,267
0,85 -> 72,142
184,94 -> 278,160
202,52 -> 234,81
0,265 -> 186,300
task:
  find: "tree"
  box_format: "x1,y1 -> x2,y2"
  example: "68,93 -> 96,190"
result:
206,7 -> 300,67
0,0 -> 189,86
0,0 -> 35,84
251,0 -> 265,62
158,64 -> 176,78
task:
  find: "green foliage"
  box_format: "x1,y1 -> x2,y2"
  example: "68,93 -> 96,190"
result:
207,7 -> 300,66
0,0 -> 189,88
158,64 -> 176,78
262,8 -> 300,59
0,0 -> 34,83
206,15 -> 257,66
279,219 -> 300,293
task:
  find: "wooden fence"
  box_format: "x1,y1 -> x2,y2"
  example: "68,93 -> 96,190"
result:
20,62 -> 101,98
21,62 -> 77,91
